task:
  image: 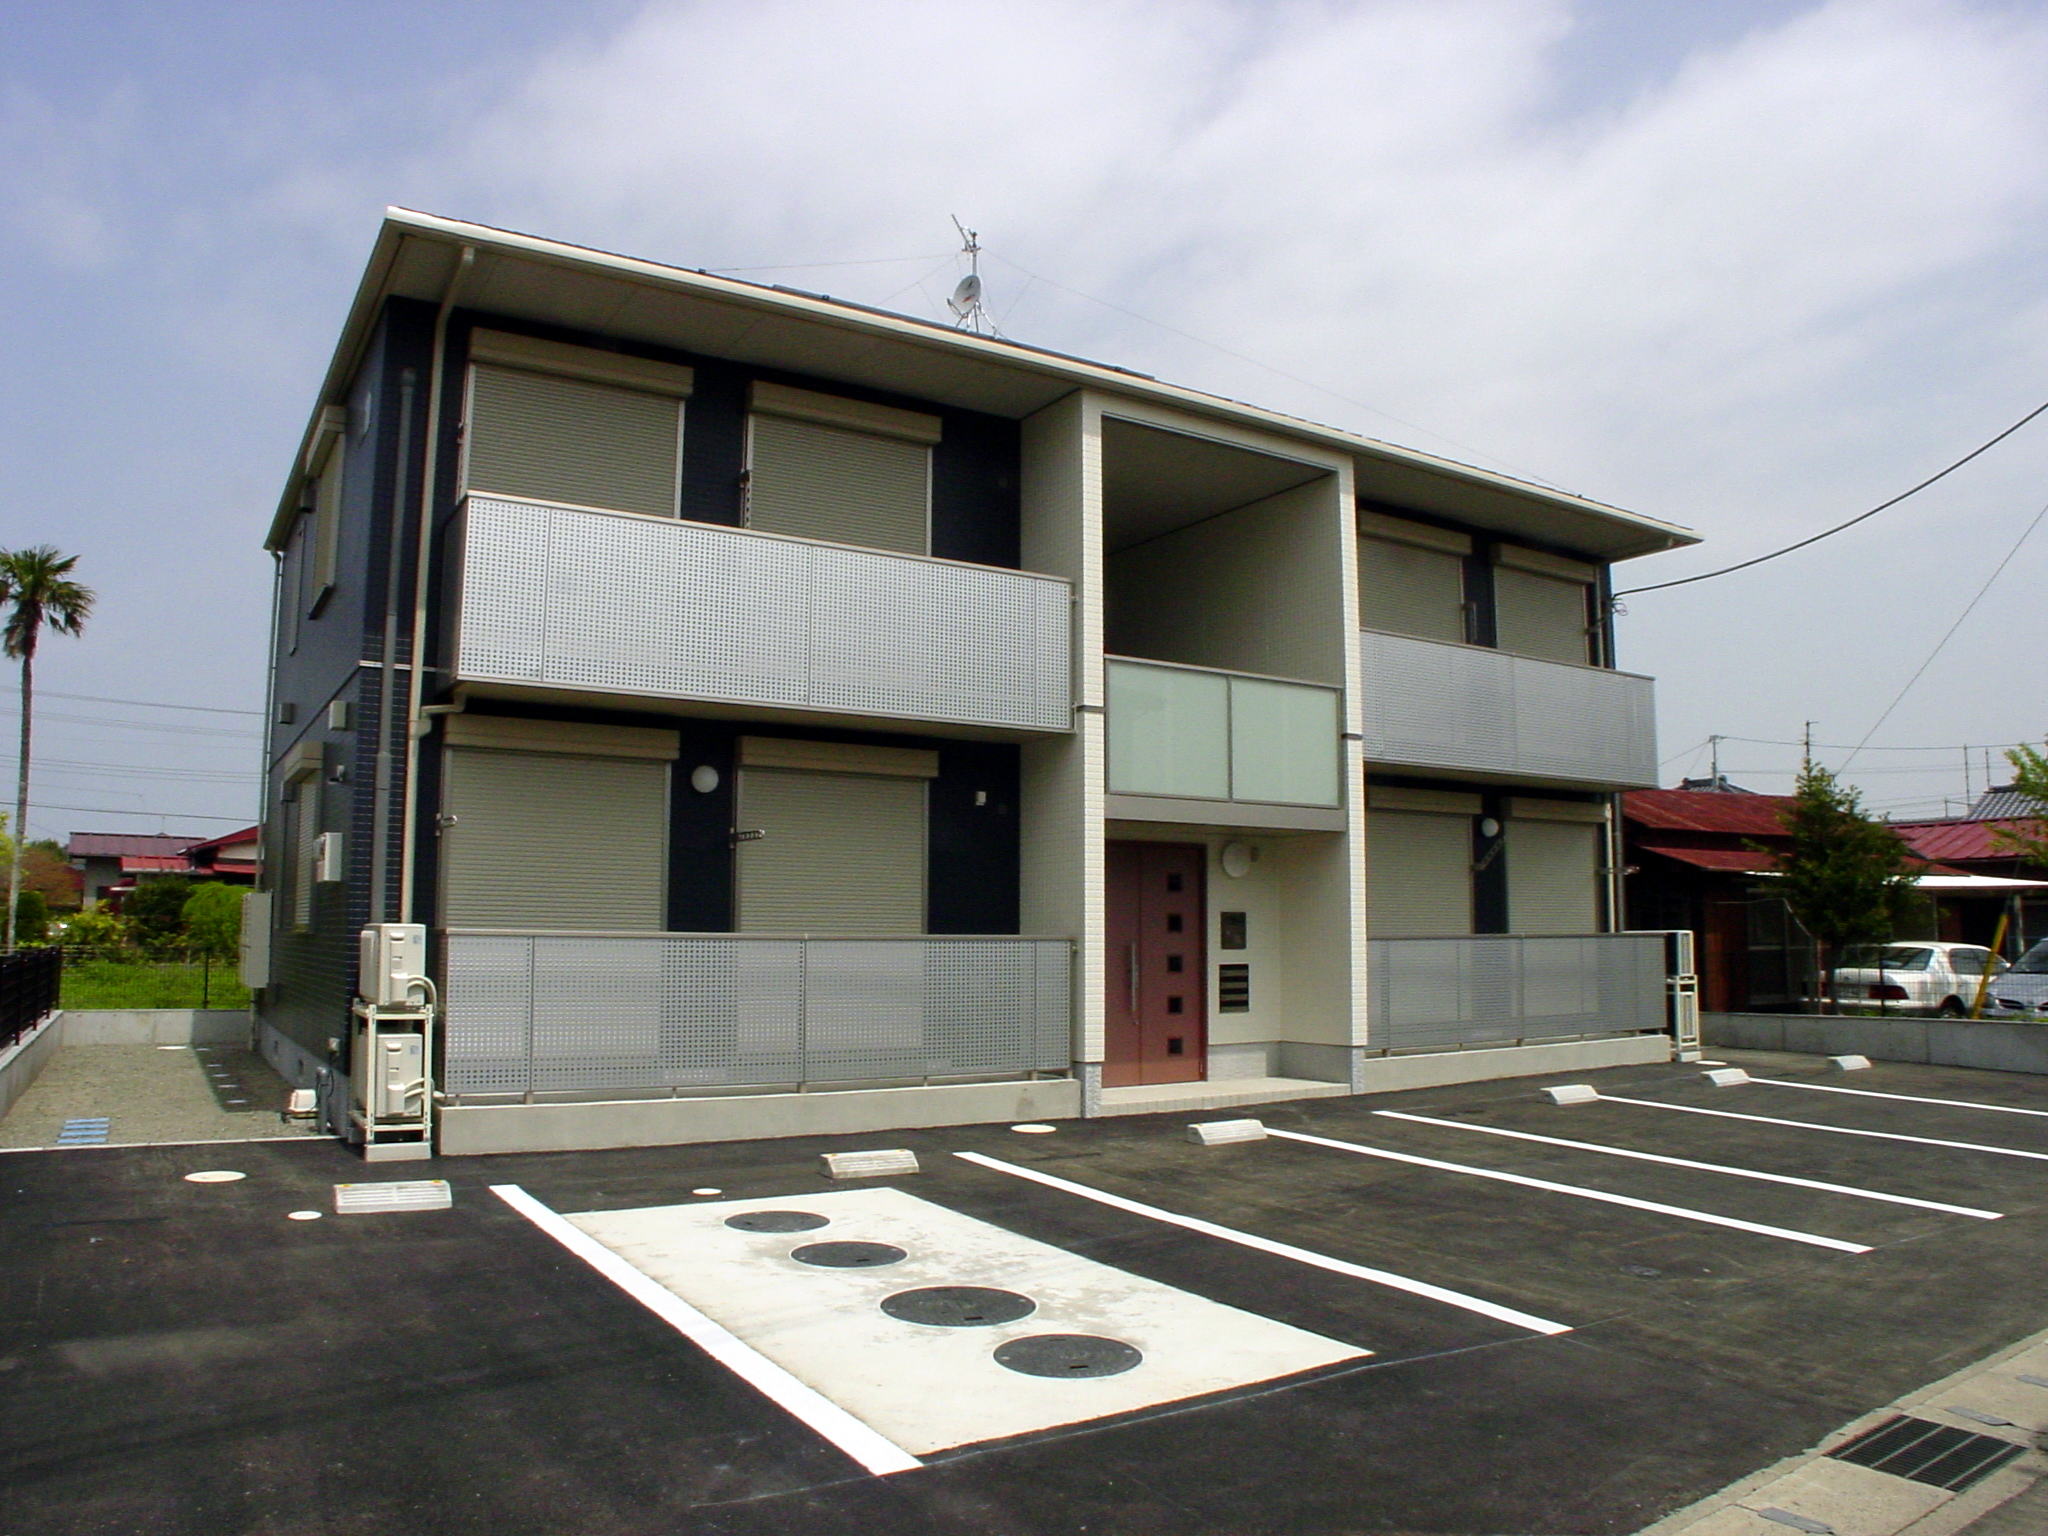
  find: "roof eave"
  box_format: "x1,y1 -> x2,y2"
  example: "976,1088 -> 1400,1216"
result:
265,208 -> 1703,560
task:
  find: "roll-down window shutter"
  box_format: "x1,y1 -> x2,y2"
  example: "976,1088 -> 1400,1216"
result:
1494,567 -> 1592,665
465,365 -> 682,518
1366,810 -> 1474,937
736,767 -> 926,934
442,748 -> 669,930
1506,819 -> 1602,935
1359,537 -> 1467,642
745,385 -> 936,554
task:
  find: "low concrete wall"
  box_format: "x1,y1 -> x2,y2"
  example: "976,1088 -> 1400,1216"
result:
0,1011 -> 66,1123
1705,1011 -> 2048,1075
438,1077 -> 1083,1156
61,1009 -> 251,1046
1357,1033 -> 1672,1094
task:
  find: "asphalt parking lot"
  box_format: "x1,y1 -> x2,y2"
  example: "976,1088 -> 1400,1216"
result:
8,1048 -> 2048,1536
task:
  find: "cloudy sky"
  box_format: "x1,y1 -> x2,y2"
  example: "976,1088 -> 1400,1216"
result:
4,0 -> 2047,843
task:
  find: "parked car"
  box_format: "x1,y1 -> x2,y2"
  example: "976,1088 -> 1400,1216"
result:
1826,942 -> 2007,1016
1990,938 -> 2048,1019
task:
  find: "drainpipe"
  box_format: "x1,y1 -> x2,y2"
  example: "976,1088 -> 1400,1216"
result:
369,369 -> 416,922
258,548 -> 284,900
398,246 -> 473,925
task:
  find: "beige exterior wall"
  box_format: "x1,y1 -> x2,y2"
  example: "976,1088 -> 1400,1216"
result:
1019,391 -> 1106,1065
1090,415 -> 1370,1068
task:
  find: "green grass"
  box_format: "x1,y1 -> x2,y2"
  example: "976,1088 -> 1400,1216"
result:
59,956 -> 251,1011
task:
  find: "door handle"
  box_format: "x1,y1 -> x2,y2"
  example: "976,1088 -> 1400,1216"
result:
1128,943 -> 1139,1016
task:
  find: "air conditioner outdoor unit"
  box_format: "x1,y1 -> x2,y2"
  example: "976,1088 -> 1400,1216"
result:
357,924 -> 429,1009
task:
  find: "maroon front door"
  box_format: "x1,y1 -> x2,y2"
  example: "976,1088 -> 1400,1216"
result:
1105,841 -> 1206,1088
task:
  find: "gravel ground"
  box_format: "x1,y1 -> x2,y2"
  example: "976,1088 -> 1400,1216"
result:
0,1042 -> 324,1148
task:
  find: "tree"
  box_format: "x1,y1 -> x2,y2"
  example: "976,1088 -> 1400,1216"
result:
0,547 -> 93,953
123,876 -> 195,954
182,882 -> 244,961
1764,763 -> 1918,1013
1994,742 -> 2048,867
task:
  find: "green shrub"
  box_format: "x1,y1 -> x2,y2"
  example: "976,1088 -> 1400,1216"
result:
182,883 -> 243,961
124,876 -> 195,953
12,889 -> 48,944
56,907 -> 129,947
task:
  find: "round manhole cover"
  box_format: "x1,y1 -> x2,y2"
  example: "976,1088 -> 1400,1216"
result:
792,1241 -> 907,1269
994,1334 -> 1144,1379
881,1286 -> 1037,1327
725,1210 -> 829,1233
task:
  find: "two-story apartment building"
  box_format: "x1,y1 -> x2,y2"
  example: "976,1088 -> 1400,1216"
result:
253,210 -> 1698,1155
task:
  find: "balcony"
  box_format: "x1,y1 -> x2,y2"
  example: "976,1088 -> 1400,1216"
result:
442,931 -> 1074,1098
1105,658 -> 1343,829
454,495 -> 1073,735
1359,629 -> 1657,788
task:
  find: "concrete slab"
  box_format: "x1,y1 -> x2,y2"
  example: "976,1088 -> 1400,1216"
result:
0,1042 -> 321,1148
1734,1460 -> 1951,1535
568,1187 -> 1364,1455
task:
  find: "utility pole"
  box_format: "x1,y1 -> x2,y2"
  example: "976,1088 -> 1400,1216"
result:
1802,721 -> 1815,769
1709,735 -> 1722,787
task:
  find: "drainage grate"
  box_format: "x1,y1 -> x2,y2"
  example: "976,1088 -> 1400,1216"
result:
725,1210 -> 829,1234
881,1286 -> 1037,1328
56,1118 -> 111,1146
334,1180 -> 452,1215
791,1241 -> 907,1269
994,1334 -> 1144,1379
1827,1415 -> 2024,1491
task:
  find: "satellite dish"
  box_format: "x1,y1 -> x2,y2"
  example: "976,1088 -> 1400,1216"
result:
947,273 -> 983,318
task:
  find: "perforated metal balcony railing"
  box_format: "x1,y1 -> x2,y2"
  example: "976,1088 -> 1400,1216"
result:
1359,629 -> 1657,787
455,496 -> 1074,734
1367,932 -> 1668,1051
441,931 -> 1074,1099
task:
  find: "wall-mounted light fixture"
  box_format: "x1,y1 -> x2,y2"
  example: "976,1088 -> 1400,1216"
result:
690,765 -> 721,794
1479,817 -> 1502,839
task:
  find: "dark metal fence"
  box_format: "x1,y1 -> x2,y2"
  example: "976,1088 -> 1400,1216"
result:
56,946 -> 248,1010
0,947 -> 62,1050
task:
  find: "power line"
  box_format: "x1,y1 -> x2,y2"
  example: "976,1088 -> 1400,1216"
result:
33,804 -> 254,823
0,709 -> 260,740
1838,495 -> 2048,773
39,690 -> 261,717
701,252 -> 950,275
1717,733 -> 2039,754
1616,396 -> 2048,597
37,758 -> 258,783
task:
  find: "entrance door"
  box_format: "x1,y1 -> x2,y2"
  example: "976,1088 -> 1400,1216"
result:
1105,841 -> 1206,1088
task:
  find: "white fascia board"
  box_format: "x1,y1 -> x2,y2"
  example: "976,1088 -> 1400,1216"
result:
266,207 -> 1702,559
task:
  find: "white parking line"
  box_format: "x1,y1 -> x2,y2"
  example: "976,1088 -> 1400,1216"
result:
952,1151 -> 1572,1336
1600,1097 -> 2048,1162
1373,1111 -> 2003,1220
1750,1079 -> 2048,1120
1267,1128 -> 1872,1254
488,1184 -> 922,1477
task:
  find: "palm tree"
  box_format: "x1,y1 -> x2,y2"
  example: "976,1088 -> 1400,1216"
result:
2,548 -> 93,954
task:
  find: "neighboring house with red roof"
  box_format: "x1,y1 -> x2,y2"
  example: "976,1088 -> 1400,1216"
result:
1892,784 -> 2048,956
1624,782 -> 2048,1011
67,827 -> 262,909
1621,785 -> 1808,1011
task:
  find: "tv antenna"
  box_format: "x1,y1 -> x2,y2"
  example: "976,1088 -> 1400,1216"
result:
946,216 -> 995,334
